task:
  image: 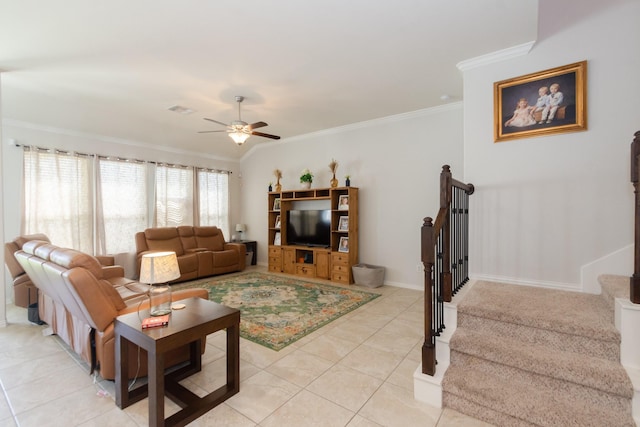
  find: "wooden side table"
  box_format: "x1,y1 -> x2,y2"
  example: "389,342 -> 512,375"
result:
238,240 -> 257,265
115,298 -> 240,426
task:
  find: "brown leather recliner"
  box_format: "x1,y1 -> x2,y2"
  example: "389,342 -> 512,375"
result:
5,233 -> 118,309
4,233 -> 50,308
14,240 -> 209,380
135,226 -> 246,282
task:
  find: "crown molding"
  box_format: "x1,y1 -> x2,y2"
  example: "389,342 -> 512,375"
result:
457,41 -> 535,72
241,101 -> 463,161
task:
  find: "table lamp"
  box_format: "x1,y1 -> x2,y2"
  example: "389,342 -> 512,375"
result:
235,224 -> 246,241
139,251 -> 180,316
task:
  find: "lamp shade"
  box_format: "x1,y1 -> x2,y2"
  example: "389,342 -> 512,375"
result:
139,251 -> 180,284
235,224 -> 246,233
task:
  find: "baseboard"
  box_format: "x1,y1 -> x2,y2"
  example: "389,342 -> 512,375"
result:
470,273 -> 580,293
383,280 -> 422,291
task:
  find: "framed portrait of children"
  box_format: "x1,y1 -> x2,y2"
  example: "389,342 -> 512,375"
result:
273,198 -> 281,211
338,236 -> 349,253
338,216 -> 349,231
494,61 -> 587,142
338,195 -> 349,210
274,215 -> 281,229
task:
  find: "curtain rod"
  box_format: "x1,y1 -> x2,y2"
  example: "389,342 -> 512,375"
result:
14,143 -> 232,174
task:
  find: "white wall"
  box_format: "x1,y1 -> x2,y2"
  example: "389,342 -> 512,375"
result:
240,105 -> 464,289
0,75 -> 6,325
463,0 -> 640,291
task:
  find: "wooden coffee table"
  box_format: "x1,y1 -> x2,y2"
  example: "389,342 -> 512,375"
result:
115,297 -> 240,427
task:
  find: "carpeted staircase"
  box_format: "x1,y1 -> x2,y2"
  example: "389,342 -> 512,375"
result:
442,279 -> 635,426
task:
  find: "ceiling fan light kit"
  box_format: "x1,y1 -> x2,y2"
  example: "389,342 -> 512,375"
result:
200,96 -> 280,146
230,130 -> 250,145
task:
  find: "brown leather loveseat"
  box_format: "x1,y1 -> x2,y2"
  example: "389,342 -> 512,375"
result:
135,226 -> 246,282
14,239 -> 209,380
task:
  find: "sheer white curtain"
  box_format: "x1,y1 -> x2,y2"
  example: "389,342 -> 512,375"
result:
22,149 -> 229,260
22,148 -> 94,253
96,158 -> 148,255
155,164 -> 194,227
197,169 -> 230,238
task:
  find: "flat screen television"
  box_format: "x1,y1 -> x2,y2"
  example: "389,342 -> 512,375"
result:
286,209 -> 331,247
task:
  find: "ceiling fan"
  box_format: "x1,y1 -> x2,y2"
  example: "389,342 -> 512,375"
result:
199,96 -> 281,145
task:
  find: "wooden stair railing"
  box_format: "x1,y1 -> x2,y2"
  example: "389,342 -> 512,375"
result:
630,130 -> 640,304
421,165 -> 474,376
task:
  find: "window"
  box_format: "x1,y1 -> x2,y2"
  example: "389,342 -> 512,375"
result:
198,169 -> 230,237
155,165 -> 194,227
22,148 -> 230,256
23,148 -> 94,254
96,158 -> 148,254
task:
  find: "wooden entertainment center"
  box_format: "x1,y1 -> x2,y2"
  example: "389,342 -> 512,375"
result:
268,186 -> 359,284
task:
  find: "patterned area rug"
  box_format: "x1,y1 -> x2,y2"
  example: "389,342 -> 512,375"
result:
173,272 -> 380,350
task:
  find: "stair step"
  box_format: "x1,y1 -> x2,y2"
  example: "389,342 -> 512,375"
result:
441,280 -> 635,426
444,353 -> 635,427
443,392 -> 537,427
457,312 -> 620,361
457,281 -> 619,342
451,328 -> 633,398
599,274 -> 629,311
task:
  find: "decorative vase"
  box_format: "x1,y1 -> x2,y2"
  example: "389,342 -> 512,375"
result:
301,181 -> 311,189
330,173 -> 338,188
345,178 -> 351,187
268,184 -> 273,192
275,178 -> 282,192
150,284 -> 172,316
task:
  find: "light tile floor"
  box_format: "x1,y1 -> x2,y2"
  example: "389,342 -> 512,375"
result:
0,268 -> 491,426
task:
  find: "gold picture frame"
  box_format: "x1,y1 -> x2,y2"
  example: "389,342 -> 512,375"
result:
494,61 -> 587,142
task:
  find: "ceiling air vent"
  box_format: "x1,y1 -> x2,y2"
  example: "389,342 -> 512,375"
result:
168,105 -> 195,115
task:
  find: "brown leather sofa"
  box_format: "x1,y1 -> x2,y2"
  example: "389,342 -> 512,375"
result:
135,226 -> 246,282
5,233 -> 50,308
14,239 -> 209,380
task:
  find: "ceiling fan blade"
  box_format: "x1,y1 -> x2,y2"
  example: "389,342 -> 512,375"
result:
203,118 -> 230,127
198,130 -> 228,133
251,131 -> 281,140
247,121 -> 268,130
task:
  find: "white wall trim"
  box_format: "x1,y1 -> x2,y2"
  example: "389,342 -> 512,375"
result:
383,280 -> 422,291
457,41 -> 535,71
470,273 -> 580,292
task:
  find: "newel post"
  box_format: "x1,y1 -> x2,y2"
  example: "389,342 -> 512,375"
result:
421,216 -> 436,376
631,131 -> 640,304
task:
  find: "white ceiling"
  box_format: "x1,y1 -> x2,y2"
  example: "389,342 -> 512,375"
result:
0,0 -> 539,160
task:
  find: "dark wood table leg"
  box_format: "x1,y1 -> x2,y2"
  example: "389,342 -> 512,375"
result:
227,323 -> 240,393
115,334 -> 128,408
148,350 -> 165,426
